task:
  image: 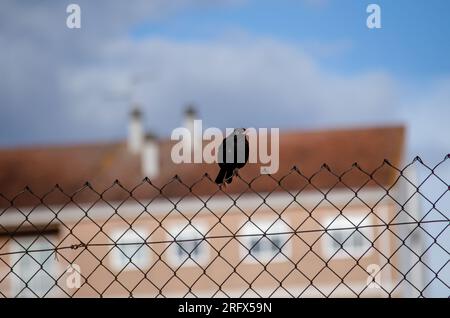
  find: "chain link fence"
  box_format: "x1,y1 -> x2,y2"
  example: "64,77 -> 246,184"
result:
0,156 -> 448,298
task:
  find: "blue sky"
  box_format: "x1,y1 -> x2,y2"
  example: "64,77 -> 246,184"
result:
132,0 -> 450,81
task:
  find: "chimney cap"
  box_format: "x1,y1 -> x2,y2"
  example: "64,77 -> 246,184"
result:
185,104 -> 197,116
130,106 -> 142,118
144,131 -> 158,141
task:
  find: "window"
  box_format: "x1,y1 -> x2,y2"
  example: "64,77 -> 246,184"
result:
323,215 -> 372,259
11,236 -> 56,298
241,219 -> 291,263
111,228 -> 150,271
167,223 -> 208,267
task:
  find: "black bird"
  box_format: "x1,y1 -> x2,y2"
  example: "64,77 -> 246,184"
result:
215,128 -> 249,185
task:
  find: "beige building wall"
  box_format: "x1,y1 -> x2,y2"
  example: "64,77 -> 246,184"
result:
0,191 -> 403,298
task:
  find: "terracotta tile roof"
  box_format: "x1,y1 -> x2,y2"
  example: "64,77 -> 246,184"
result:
0,125 -> 405,207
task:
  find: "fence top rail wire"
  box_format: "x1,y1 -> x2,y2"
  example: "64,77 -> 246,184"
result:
1,154 -> 449,205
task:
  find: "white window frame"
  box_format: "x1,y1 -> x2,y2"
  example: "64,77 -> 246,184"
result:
240,219 -> 292,263
11,236 -> 57,298
111,228 -> 150,271
167,223 -> 208,267
322,215 -> 373,259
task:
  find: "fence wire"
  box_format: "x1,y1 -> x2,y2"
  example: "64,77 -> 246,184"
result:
0,156 -> 448,298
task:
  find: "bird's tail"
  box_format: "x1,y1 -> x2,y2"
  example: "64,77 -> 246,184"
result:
215,168 -> 227,184
224,169 -> 234,184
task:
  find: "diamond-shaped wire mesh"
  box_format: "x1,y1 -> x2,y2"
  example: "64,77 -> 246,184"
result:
0,156 -> 448,298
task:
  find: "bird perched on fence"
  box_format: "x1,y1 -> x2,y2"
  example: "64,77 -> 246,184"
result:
215,128 -> 249,186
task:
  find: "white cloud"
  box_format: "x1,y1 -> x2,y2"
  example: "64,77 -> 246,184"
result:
62,36 -> 399,133
0,0 -> 244,143
59,35 -> 448,167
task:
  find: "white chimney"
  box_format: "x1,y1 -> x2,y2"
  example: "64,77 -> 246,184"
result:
184,105 -> 196,135
142,132 -> 159,178
128,106 -> 143,154
184,105 -> 202,153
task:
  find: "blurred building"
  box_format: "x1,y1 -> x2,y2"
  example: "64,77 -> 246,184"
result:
0,107 -> 422,297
